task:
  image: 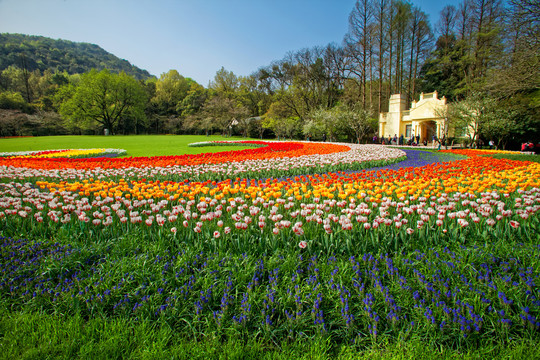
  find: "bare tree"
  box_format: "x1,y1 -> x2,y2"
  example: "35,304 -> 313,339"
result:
373,0 -> 390,113
456,0 -> 474,42
345,0 -> 374,108
486,0 -> 540,96
436,5 -> 457,54
409,7 -> 432,99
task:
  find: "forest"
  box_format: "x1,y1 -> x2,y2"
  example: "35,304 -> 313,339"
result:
0,0 -> 538,149
0,33 -> 151,79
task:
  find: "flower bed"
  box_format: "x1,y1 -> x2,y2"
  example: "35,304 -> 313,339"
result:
0,147 -> 538,253
0,143 -> 538,350
0,142 -> 406,182
1,236 -> 538,343
441,149 -> 524,156
0,148 -> 127,158
188,140 -> 266,148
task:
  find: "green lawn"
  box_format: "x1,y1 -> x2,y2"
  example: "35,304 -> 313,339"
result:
0,135 -> 260,157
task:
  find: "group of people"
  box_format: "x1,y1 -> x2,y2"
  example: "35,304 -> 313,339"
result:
474,139 -> 496,149
521,141 -> 536,152
432,135 -> 447,150
373,134 -> 420,145
372,133 -> 537,153
373,133 -> 448,149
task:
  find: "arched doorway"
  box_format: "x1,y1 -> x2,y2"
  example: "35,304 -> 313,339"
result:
421,121 -> 437,142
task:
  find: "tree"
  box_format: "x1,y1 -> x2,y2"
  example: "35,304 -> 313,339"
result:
263,100 -> 301,140
408,6 -> 433,99
1,65 -> 34,103
209,67 -> 239,98
201,95 -> 249,136
0,109 -> 32,136
152,70 -> 196,115
0,91 -> 33,113
346,104 -> 377,143
58,69 -> 147,133
305,104 -> 376,143
448,92 -> 518,148
178,83 -> 208,117
485,0 -> 540,97
470,0 -> 504,81
419,35 -> 472,101
345,0 -> 374,108
391,1 -> 412,95
436,5 -> 457,55
373,0 -> 390,113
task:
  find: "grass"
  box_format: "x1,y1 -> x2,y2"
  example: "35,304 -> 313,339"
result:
1,310 -> 538,359
0,135 -> 260,157
482,153 -> 540,163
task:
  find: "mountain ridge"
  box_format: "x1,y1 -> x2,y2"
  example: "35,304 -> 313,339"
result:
0,33 -> 154,79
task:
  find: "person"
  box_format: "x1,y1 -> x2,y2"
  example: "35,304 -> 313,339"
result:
521,142 -> 528,152
322,133 -> 326,142
432,135 -> 438,149
373,135 -> 378,144
438,136 -> 446,151
399,134 -> 404,145
416,135 -> 420,144
489,139 -> 495,149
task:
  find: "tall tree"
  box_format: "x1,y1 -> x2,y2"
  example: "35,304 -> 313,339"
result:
152,70 -> 196,115
486,0 -> 540,96
345,0 -> 374,107
201,95 -> 249,136
209,67 -> 239,98
436,5 -> 457,55
408,6 -> 432,99
58,69 -> 147,133
470,0 -> 504,83
392,1 -> 412,95
373,0 -> 390,112
448,92 -> 518,148
178,83 -> 208,117
456,0 -> 474,42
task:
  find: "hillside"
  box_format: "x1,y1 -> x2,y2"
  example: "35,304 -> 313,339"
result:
0,33 -> 153,79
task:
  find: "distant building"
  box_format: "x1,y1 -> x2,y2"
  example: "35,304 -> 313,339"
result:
378,91 -> 448,142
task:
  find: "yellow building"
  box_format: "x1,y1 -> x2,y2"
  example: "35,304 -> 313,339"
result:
379,91 -> 447,142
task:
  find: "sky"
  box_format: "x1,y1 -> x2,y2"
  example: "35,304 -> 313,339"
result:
0,0 -> 462,86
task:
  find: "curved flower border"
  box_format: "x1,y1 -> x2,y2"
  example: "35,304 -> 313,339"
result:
0,148 -> 127,159
0,142 -> 406,182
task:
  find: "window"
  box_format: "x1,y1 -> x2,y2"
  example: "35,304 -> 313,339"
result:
405,125 -> 412,137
